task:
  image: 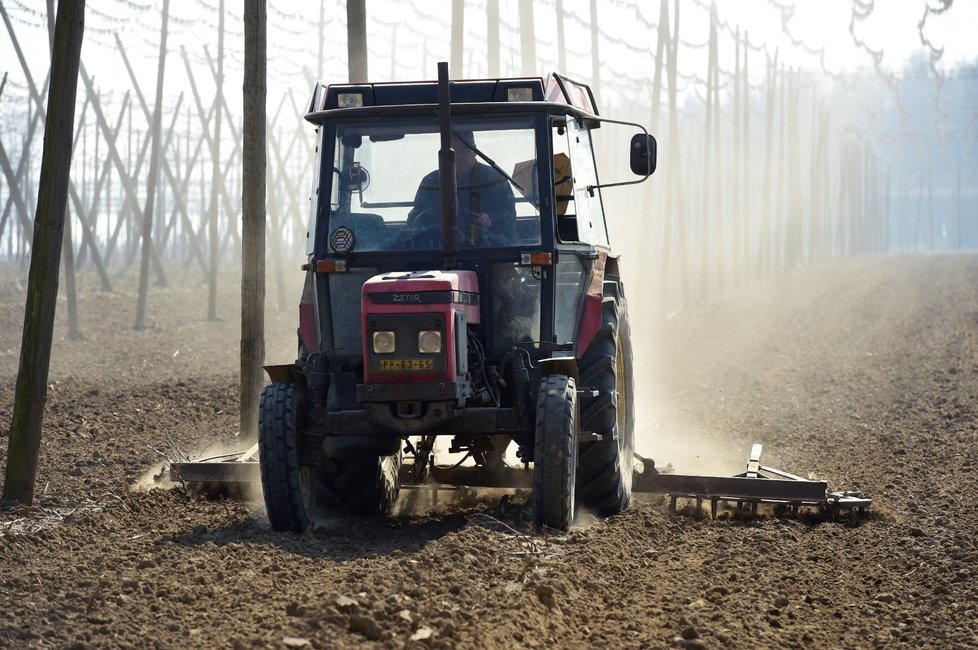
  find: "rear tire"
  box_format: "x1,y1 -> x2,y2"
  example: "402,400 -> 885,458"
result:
533,375 -> 578,531
576,281 -> 635,517
314,453 -> 401,516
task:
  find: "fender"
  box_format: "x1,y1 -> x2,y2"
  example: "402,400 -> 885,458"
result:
575,249 -> 608,358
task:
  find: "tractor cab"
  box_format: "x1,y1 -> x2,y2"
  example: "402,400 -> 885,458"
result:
258,64 -> 656,532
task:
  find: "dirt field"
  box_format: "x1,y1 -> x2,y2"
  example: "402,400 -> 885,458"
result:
1,254 -> 977,649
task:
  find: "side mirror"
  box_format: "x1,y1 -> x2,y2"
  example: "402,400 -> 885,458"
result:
629,133 -> 657,176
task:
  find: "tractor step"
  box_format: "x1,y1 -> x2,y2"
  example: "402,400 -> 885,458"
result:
631,443 -> 871,518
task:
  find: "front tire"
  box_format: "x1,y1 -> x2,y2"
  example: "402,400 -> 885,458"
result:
533,375 -> 578,531
259,382 -> 401,534
258,381 -> 312,533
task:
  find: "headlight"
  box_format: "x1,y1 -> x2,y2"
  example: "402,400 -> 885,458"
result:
418,330 -> 442,354
372,331 -> 396,354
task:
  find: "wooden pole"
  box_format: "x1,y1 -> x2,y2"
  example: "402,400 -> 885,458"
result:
956,165 -> 962,250
555,0 -> 566,73
519,0 -> 536,76
741,32 -> 750,271
135,0 -> 170,330
732,28 -> 741,286
241,0 -> 267,441
347,0 -> 367,82
487,0 -> 500,77
759,50 -> 776,277
710,7 -> 722,293
2,0 -> 85,507
649,0 -> 668,134
589,0 -> 600,101
317,0 -> 325,81
451,0 -> 464,77
205,0 -> 225,321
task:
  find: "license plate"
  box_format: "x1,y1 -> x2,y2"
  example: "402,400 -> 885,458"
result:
379,358 -> 434,371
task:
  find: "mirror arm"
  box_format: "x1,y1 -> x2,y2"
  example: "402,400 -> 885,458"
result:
582,115 -> 655,195
586,175 -> 651,196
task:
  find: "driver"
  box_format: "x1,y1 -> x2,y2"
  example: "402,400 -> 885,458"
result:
407,130 -> 516,245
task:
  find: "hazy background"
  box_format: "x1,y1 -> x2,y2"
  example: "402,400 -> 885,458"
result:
0,0 -> 976,466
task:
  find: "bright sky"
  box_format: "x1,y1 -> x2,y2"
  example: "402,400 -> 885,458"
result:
1,0 -> 976,124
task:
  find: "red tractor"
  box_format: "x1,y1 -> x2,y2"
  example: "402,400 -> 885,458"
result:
259,64 -> 656,532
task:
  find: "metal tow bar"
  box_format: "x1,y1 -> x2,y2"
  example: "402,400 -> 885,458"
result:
631,443 -> 872,518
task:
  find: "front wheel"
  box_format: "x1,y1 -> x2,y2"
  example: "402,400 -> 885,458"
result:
532,375 -> 578,531
258,381 -> 313,533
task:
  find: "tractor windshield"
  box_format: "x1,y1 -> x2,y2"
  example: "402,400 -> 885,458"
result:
324,116 -> 542,254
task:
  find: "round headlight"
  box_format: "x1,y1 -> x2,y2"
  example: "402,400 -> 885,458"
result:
372,331 -> 396,354
418,330 -> 442,354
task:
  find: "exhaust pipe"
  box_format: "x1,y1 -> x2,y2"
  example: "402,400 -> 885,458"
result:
437,62 -> 459,268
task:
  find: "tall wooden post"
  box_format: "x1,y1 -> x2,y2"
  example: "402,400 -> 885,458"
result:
204,0 -> 225,322
589,0 -> 600,100
741,32 -> 750,271
649,0 -> 668,133
2,0 -> 85,507
731,28 -> 741,286
135,0 -> 170,330
519,0 -> 536,76
317,0 -> 326,81
241,0 -> 266,441
451,0 -> 464,77
555,0 -> 566,73
956,165 -> 962,250
347,0 -> 367,82
487,0 -> 500,76
758,50 -> 777,278
710,5 -> 721,292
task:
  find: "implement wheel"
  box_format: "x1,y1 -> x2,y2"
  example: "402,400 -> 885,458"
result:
533,374 -> 578,530
576,280 -> 635,517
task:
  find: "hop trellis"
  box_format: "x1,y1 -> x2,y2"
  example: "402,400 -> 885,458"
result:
0,0 -> 974,322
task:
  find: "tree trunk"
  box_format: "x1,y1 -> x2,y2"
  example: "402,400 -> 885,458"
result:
241,0 -> 267,441
2,0 -> 85,507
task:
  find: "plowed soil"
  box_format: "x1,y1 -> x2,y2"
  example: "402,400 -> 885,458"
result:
1,255 -> 977,649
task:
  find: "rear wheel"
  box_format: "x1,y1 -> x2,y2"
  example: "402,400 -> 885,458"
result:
314,454 -> 401,516
533,375 -> 578,530
576,281 -> 635,517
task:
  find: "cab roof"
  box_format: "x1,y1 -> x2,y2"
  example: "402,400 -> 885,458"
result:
305,73 -> 599,123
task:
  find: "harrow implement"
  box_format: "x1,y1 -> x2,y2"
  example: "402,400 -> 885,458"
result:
631,443 -> 872,518
169,442 -> 870,518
